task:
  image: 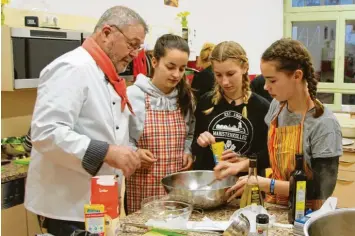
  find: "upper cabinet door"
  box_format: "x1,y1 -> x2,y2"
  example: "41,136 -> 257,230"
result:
2,25 -> 15,91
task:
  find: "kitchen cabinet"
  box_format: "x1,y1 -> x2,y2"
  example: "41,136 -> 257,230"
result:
1,204 -> 27,236
1,25 -> 15,91
1,206 -> 43,236
333,170 -> 355,208
339,151 -> 355,172
27,210 -> 43,235
332,149 -> 355,208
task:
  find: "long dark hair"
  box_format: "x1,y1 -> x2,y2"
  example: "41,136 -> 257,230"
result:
262,38 -> 324,118
153,34 -> 193,116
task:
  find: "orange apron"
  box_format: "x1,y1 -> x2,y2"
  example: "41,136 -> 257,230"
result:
265,102 -> 316,208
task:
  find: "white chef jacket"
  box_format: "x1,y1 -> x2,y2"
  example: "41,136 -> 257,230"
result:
25,47 -> 129,222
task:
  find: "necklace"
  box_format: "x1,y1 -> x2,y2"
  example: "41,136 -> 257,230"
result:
224,93 -> 243,106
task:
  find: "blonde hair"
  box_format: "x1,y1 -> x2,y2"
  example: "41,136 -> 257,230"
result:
203,41 -> 251,118
196,42 -> 215,69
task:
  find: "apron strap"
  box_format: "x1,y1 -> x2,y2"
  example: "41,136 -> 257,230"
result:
144,94 -> 152,110
273,102 -> 286,127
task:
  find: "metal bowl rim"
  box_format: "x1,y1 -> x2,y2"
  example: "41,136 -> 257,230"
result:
141,199 -> 193,214
161,170 -> 237,191
303,208 -> 355,236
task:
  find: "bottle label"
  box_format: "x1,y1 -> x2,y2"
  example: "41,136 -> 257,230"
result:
295,181 -> 306,220
251,186 -> 261,205
257,227 -> 267,236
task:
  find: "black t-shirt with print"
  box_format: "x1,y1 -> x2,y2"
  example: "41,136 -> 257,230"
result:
192,92 -> 270,173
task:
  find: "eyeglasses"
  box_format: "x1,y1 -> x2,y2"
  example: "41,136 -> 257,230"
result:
110,25 -> 144,52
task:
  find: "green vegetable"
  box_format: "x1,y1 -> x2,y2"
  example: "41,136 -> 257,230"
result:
1,136 -> 26,144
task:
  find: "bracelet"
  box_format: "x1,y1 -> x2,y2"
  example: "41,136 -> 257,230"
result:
270,178 -> 276,195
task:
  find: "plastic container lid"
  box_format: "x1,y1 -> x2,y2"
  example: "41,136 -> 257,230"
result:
256,214 -> 269,224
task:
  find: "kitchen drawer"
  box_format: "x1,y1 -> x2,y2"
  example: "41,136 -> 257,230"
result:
1,204 -> 28,236
1,178 -> 25,209
332,170 -> 355,208
339,152 -> 355,172
27,210 -> 42,236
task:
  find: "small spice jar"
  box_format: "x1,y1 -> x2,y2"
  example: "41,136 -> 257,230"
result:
256,214 -> 269,236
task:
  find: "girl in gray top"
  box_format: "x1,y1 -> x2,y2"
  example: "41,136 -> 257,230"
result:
215,38 -> 342,210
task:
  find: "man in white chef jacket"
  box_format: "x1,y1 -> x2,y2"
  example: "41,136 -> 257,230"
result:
25,6 -> 147,235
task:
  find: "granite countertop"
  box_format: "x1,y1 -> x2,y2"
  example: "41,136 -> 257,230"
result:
1,160 -> 28,183
120,203 -> 292,236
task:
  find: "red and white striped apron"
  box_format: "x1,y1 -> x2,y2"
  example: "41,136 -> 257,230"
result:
126,94 -> 186,214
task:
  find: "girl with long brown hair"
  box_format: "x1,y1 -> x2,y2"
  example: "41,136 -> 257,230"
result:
126,34 -> 195,214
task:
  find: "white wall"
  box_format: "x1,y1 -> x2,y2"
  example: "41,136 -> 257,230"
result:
7,0 -> 284,74
187,0 -> 284,74
7,0 -> 184,26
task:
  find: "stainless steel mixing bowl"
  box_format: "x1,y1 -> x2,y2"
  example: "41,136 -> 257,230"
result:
161,170 -> 238,209
304,208 -> 355,236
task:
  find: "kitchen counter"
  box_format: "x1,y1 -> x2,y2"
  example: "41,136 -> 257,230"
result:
0,139 -> 352,184
1,161 -> 28,183
343,139 -> 355,153
120,203 -> 292,235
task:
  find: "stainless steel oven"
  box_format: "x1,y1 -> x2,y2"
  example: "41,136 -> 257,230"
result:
11,27 -> 82,89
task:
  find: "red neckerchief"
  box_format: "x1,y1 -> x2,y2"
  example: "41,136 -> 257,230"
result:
82,37 -> 134,114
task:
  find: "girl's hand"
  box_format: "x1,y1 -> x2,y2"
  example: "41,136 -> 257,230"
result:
226,175 -> 270,202
214,159 -> 249,180
197,131 -> 216,147
221,150 -> 247,163
137,149 -> 156,169
180,154 -> 193,171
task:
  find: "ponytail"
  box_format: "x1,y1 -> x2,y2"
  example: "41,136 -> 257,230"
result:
177,74 -> 193,116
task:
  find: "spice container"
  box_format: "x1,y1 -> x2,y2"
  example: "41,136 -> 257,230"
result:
256,214 -> 269,236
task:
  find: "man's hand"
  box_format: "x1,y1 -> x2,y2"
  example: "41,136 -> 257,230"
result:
104,145 -> 141,177
137,149 -> 156,169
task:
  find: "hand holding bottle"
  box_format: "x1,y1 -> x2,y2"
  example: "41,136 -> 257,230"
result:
226,175 -> 269,203
197,131 -> 216,147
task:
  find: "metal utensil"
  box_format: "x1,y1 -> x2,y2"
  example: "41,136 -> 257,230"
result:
304,209 -> 355,236
161,170 -> 238,209
196,178 -> 218,190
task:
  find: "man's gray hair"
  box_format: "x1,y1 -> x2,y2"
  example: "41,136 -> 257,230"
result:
94,6 -> 149,33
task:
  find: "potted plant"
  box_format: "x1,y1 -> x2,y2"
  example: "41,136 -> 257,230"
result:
1,0 -> 10,25
177,11 -> 190,41
177,11 -> 190,28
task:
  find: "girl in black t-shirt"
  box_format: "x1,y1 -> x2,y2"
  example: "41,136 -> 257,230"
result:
192,41 -> 270,174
